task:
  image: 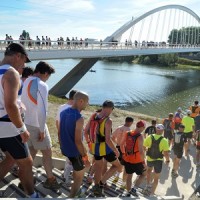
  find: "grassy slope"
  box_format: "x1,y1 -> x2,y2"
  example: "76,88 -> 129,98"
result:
47,95 -> 161,158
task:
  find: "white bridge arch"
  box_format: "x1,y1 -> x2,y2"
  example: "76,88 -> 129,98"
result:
105,4 -> 200,42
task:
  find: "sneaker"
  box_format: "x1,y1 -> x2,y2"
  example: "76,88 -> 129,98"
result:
43,177 -> 61,190
171,169 -> 179,178
75,188 -> 86,198
99,180 -> 107,188
130,187 -> 138,197
113,176 -> 119,183
93,185 -> 103,197
142,185 -> 151,196
30,192 -> 40,198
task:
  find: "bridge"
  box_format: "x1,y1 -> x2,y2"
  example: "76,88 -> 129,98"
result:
0,4 -> 199,97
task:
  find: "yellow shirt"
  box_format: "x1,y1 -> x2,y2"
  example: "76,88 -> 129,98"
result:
182,116 -> 194,133
143,134 -> 169,161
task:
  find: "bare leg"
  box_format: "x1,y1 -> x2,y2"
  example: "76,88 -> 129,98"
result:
126,173 -> 133,191
122,167 -> 127,182
173,156 -> 180,173
41,149 -> 54,178
146,166 -> 153,186
196,149 -> 200,164
151,172 -> 160,195
69,169 -> 85,198
0,151 -> 15,180
16,155 -> 34,195
94,159 -> 104,184
134,171 -> 146,187
29,146 -> 37,160
101,159 -> 121,184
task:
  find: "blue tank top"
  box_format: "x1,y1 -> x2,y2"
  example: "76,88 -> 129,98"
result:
60,107 -> 82,157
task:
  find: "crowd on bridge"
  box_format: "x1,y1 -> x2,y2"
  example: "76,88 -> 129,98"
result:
0,42 -> 199,198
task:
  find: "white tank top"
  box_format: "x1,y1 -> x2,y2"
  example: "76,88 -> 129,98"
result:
0,64 -> 21,138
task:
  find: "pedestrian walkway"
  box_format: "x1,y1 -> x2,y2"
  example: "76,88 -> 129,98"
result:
0,144 -> 198,199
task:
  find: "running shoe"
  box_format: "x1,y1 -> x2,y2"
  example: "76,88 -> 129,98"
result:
142,185 -> 152,196
43,177 -> 61,190
130,187 -> 139,197
112,176 -> 119,183
171,169 -> 179,178
93,184 -> 104,197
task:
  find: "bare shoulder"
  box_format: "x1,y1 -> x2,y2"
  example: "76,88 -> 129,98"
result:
3,68 -> 19,82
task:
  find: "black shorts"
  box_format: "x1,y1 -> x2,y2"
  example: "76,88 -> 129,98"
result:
173,147 -> 183,159
68,155 -> 85,171
116,145 -> 125,165
147,160 -> 163,173
94,152 -> 116,162
184,132 -> 193,139
124,161 -> 145,175
164,130 -> 173,140
0,135 -> 30,159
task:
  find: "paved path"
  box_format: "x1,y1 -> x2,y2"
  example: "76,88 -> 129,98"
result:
155,143 -> 199,199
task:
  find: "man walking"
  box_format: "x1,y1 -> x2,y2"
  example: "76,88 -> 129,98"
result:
84,100 -> 121,196
143,124 -> 170,196
21,61 -> 60,190
60,91 -> 90,197
0,43 -> 38,197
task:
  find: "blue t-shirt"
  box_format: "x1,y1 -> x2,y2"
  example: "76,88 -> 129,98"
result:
60,107 -> 82,157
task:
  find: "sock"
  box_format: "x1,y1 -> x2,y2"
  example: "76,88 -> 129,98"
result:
115,172 -> 120,177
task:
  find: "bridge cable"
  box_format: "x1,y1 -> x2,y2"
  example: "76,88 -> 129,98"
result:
171,9 -> 177,45
138,18 -> 145,44
154,11 -> 161,42
128,24 -> 135,44
176,10 -> 181,45
196,21 -> 199,44
188,14 -> 192,45
194,20 -> 197,45
167,9 -> 172,44
147,14 -> 153,42
184,12 -> 188,45
180,11 -> 184,44
160,10 -> 167,43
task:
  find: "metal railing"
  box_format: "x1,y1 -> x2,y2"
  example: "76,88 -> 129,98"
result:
0,40 -> 200,51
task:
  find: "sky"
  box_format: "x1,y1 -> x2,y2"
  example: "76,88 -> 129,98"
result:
0,0 -> 199,42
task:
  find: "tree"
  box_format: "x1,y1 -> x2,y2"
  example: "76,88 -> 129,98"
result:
168,27 -> 200,45
158,54 -> 178,66
21,30 -> 30,39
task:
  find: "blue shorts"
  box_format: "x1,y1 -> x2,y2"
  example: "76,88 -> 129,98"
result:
0,135 -> 30,159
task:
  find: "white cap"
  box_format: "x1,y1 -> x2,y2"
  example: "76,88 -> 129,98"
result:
187,110 -> 192,115
156,124 -> 165,130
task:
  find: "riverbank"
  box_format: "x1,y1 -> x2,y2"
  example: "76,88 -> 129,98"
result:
47,95 -> 161,158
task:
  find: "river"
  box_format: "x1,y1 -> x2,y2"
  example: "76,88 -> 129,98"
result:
30,59 -> 200,118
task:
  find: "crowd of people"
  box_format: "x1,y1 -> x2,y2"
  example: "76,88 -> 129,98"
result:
0,42 -> 199,198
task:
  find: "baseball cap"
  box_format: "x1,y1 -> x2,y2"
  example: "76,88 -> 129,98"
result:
156,124 -> 165,130
136,120 -> 146,128
177,107 -> 182,111
186,110 -> 192,115
5,43 -> 31,63
102,100 -> 114,108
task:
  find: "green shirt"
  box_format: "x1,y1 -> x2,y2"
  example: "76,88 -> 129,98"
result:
143,134 -> 169,161
182,116 -> 194,133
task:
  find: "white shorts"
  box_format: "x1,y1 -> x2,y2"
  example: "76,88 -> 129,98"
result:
26,124 -> 52,150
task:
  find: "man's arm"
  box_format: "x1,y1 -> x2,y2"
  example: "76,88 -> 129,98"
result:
111,128 -> 119,144
3,69 -> 29,143
138,135 -> 145,161
120,132 -> 127,154
105,119 -> 119,157
83,118 -> 91,143
75,117 -> 87,157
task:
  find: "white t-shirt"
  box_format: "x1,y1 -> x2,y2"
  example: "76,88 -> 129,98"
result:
21,76 -> 48,132
56,103 -> 71,123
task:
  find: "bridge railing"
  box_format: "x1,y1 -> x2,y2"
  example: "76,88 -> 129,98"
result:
0,40 -> 199,51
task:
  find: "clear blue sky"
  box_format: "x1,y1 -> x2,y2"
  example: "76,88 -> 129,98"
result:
0,0 -> 199,41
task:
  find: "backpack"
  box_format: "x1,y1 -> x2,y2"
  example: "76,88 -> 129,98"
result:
192,106 -> 198,114
163,119 -> 172,131
125,131 -> 141,155
89,113 -> 108,143
146,135 -> 163,159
